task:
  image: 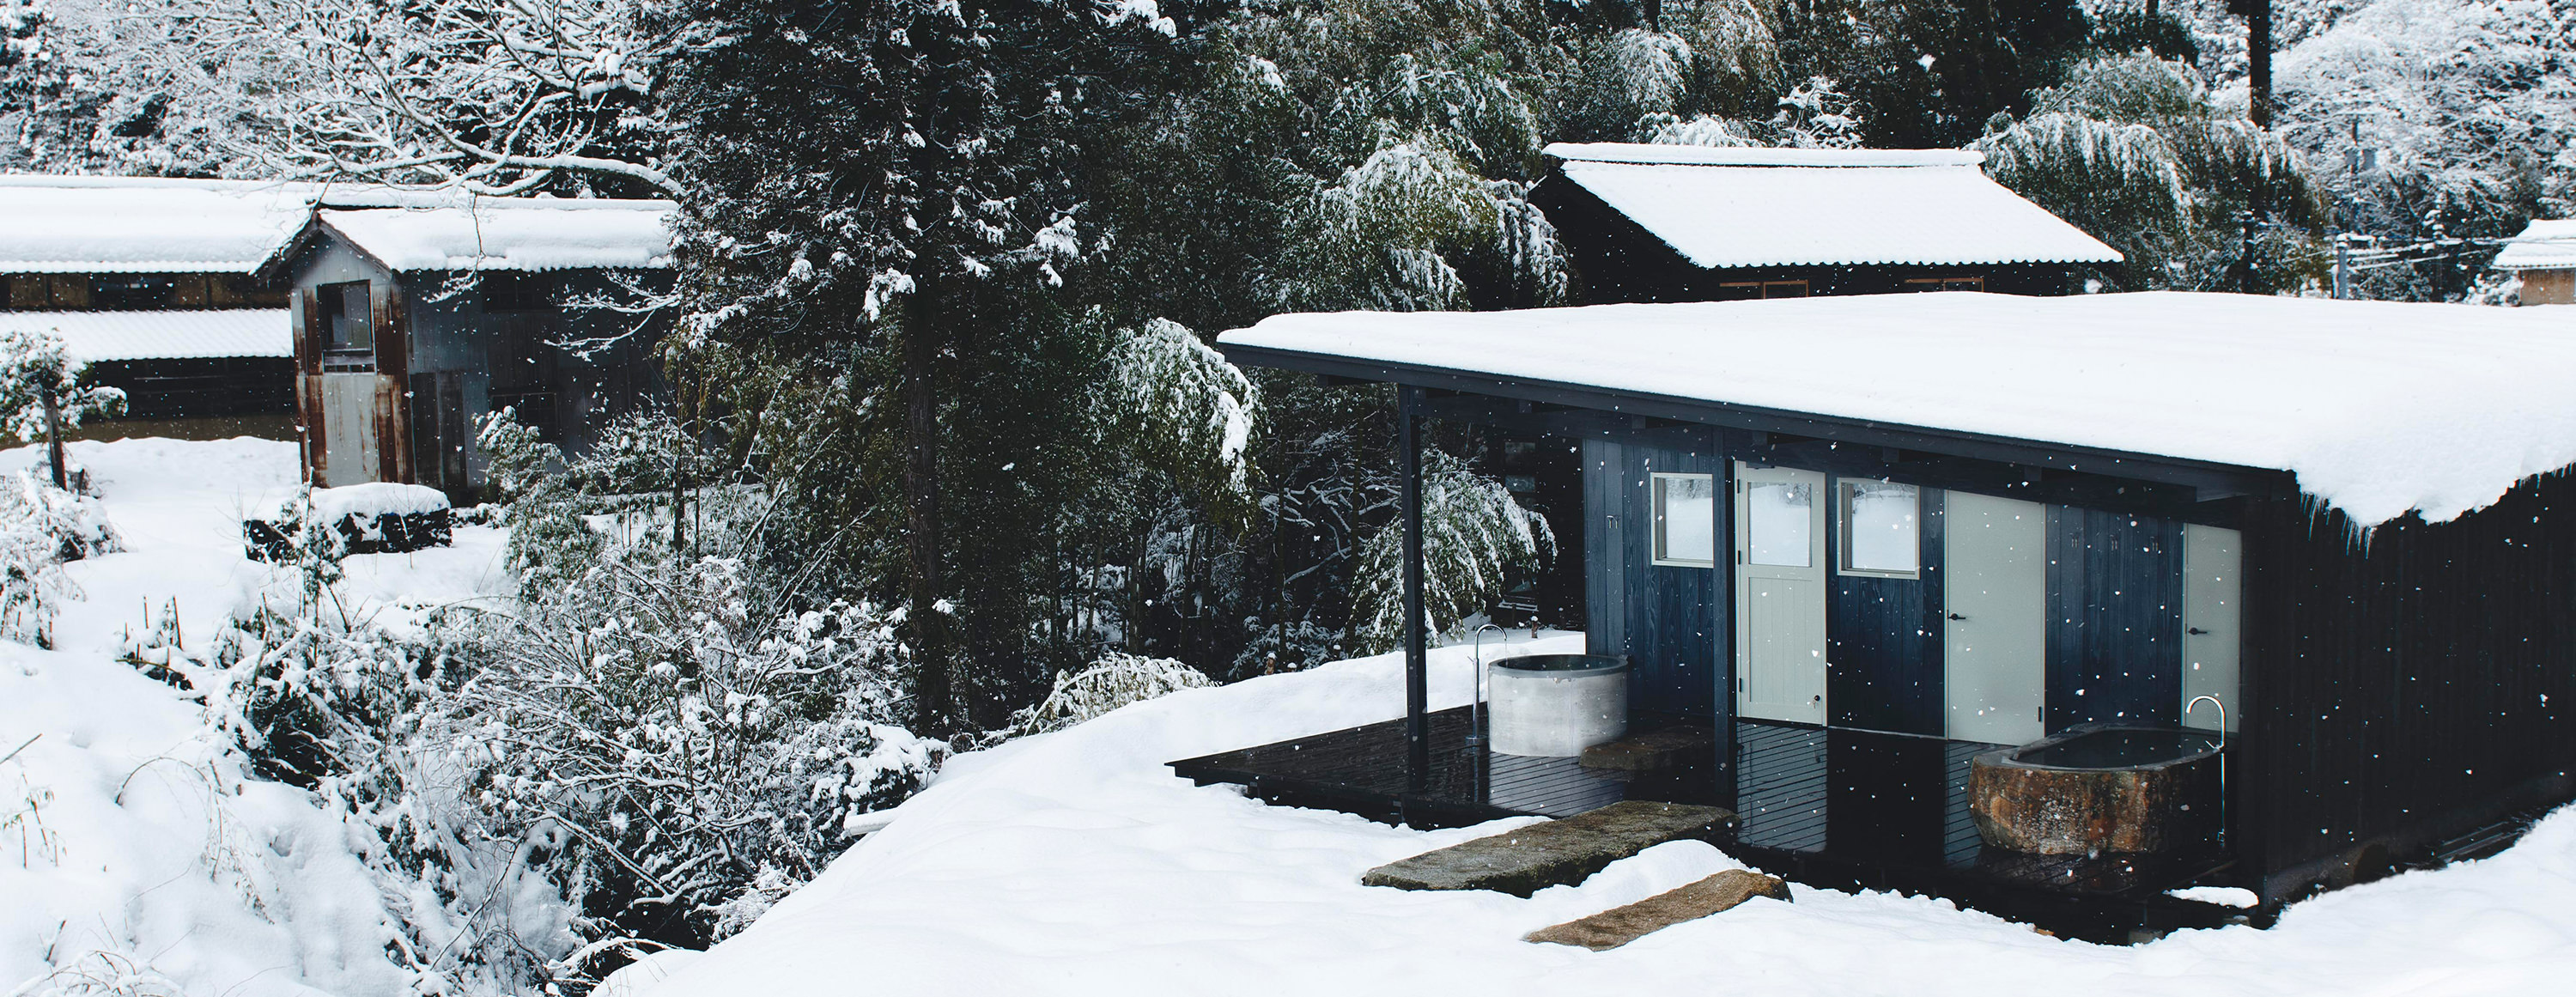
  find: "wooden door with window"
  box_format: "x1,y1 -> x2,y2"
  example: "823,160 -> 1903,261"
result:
300,280 -> 412,486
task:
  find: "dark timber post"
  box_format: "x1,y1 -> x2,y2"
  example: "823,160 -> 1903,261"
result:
1400,385 -> 1430,790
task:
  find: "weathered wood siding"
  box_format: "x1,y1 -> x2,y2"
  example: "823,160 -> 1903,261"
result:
2243,474 -> 2576,899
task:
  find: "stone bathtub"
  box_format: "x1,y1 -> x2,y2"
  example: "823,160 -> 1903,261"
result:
1968,724 -> 2225,855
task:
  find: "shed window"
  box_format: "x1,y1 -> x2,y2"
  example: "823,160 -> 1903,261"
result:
1651,472 -> 1716,568
1905,277 -> 1985,293
1718,280 -> 1811,300
1838,479 -> 1920,579
321,281 -> 374,353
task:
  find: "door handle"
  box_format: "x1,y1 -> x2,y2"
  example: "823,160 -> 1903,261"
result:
1947,612 -> 1969,621
2187,627 -> 2211,635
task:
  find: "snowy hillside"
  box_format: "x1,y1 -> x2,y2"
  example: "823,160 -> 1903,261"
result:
0,438 -> 507,997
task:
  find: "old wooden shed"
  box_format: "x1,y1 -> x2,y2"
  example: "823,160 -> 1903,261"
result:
265,198 -> 673,500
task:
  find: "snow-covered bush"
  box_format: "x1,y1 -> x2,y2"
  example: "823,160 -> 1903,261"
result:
1347,451 -> 1553,654
1006,653 -> 1214,735
440,554 -> 935,946
0,325 -> 125,490
0,470 -> 120,647
477,407 -> 602,593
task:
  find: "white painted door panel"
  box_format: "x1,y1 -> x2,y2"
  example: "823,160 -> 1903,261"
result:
1735,464 -> 1826,724
320,373 -> 380,487
1944,490 -> 2046,745
2181,524 -> 2243,733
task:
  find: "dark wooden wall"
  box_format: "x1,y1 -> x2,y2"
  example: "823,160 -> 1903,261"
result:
2045,507 -> 2185,728
1828,485 -> 1947,735
1583,431 -> 1722,718
2243,474 -> 2576,899
84,357 -> 294,418
1530,176 -> 2078,304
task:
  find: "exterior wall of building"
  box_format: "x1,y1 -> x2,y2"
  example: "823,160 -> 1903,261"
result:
2241,475 -> 2576,903
2518,268 -> 2574,305
288,240 -> 411,488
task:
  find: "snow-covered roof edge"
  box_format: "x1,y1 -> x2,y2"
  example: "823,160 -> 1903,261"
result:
2494,219 -> 2576,271
1214,293 -> 2576,528
1542,143 -> 1986,167
307,200 -> 677,274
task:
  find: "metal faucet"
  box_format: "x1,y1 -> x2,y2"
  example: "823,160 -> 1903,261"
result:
1470,623 -> 1507,746
2186,695 -> 2227,751
2186,694 -> 2229,847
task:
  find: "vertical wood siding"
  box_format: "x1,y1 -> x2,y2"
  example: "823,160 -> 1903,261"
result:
1828,486 -> 1947,735
1583,432 -> 1722,717
2045,507 -> 2184,728
2245,473 -> 2576,896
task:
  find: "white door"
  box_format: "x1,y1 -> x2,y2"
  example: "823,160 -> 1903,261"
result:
319,373 -> 380,487
1945,491 -> 2047,745
2181,524 -> 2243,733
1735,464 -> 1826,725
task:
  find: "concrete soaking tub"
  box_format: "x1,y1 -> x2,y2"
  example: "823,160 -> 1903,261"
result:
1968,724 -> 2224,854
1487,654 -> 1629,757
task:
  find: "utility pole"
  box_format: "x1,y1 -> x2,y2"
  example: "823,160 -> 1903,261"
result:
2333,234 -> 2353,300
2229,0 -> 2274,127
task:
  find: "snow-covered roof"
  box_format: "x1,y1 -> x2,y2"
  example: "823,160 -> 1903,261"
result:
2494,219 -> 2576,271
318,200 -> 676,272
0,175 -> 320,274
1218,291 -> 2576,526
0,309 -> 289,362
1541,143 -> 2123,269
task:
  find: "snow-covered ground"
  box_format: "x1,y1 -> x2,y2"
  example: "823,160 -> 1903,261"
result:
0,438 -> 507,997
7,438 -> 2575,997
642,635 -> 2576,997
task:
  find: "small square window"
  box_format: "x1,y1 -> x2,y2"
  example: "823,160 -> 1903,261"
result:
1838,479 -> 1920,579
1652,472 -> 1716,568
321,281 -> 374,353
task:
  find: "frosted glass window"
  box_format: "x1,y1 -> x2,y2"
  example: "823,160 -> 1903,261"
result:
1746,480 -> 1814,567
1838,480 -> 1920,578
1652,473 -> 1716,568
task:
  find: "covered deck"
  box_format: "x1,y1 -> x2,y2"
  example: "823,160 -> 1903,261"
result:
1173,708 -> 2245,939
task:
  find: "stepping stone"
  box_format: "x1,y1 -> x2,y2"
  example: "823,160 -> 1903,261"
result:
1578,725 -> 1716,772
1360,800 -> 1736,898
1524,869 -> 1792,951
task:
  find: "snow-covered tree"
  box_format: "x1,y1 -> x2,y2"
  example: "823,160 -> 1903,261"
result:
1980,53 -> 2328,291
0,325 -> 125,489
1347,451 -> 1553,654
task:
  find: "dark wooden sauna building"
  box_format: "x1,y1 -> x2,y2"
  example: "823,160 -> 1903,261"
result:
1182,290 -> 2576,937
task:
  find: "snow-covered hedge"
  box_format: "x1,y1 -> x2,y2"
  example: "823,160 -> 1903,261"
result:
0,470 -> 121,647
245,483 -> 452,561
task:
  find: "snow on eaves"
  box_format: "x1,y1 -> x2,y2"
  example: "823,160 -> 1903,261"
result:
1218,292 -> 2576,527
1542,143 -> 2121,269
1544,143 -> 1988,167
0,309 -> 289,362
0,175 -> 319,274
319,200 -> 676,273
2494,219 -> 2576,271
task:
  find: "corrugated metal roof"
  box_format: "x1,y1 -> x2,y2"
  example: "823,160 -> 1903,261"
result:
1544,143 -> 2122,269
0,176 -> 319,274
0,309 -> 290,362
319,201 -> 677,272
2494,219 -> 2576,271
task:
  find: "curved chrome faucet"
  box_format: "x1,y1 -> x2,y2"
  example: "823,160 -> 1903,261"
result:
2185,695 -> 2227,751
1470,623 -> 1508,746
